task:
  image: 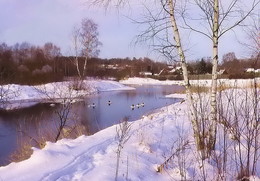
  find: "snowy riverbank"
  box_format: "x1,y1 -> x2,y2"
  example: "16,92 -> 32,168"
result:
0,78 -> 259,180
120,77 -> 260,87
0,88 -> 259,180
0,93 -> 191,181
0,79 -> 134,110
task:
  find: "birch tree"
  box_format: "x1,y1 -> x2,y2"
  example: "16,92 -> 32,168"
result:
92,0 -> 208,157
71,27 -> 82,79
181,0 -> 259,155
166,0 -> 205,156
71,18 -> 102,80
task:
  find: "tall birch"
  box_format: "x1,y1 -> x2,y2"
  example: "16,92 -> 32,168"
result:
182,0 -> 259,154
167,0 -> 204,154
92,0 -> 208,155
71,18 -> 102,80
208,0 -> 219,155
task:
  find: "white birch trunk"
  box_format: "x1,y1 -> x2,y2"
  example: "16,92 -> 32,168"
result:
168,0 -> 204,153
72,28 -> 83,79
208,0 -> 219,155
82,57 -> 88,78
75,58 -> 82,79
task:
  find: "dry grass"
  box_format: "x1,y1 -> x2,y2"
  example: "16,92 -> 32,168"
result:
9,134 -> 48,163
9,143 -> 33,163
9,123 -> 89,164
61,124 -> 90,139
180,82 -> 259,94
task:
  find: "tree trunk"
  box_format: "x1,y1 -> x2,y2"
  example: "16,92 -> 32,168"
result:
168,0 -> 205,156
208,0 -> 219,156
75,57 -> 82,79
82,57 -> 88,78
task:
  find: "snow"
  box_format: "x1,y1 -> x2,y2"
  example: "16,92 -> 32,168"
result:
0,79 -> 134,110
120,77 -> 260,88
0,95 -> 192,181
0,77 -> 259,180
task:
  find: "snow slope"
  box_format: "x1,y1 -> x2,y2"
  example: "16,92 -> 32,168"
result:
0,93 -> 194,181
0,89 -> 258,180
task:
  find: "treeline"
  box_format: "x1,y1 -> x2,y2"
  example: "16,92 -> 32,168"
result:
1,42 -> 259,85
187,57 -> 213,74
186,53 -> 259,79
219,52 -> 260,78
0,42 -> 62,84
0,42 -> 167,85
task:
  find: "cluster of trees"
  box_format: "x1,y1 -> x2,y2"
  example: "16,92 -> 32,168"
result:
1,40 -> 258,85
186,53 -> 260,78
220,52 -> 260,76
0,42 -> 62,84
0,41 -> 167,84
85,57 -> 167,79
187,58 -> 213,75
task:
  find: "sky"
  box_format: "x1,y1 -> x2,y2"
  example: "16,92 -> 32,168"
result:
0,0 -> 258,62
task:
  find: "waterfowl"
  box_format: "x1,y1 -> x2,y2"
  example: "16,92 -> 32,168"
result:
130,104 -> 135,110
136,103 -> 141,108
91,103 -> 96,108
141,102 -> 145,107
108,100 -> 112,106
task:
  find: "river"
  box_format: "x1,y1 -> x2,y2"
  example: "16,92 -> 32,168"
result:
0,84 -> 184,166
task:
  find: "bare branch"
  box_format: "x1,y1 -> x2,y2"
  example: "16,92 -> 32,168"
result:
219,0 -> 260,38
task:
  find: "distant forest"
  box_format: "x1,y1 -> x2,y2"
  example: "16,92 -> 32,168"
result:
0,42 -> 259,85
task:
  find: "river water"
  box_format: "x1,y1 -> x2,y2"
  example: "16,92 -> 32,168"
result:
0,84 -> 184,166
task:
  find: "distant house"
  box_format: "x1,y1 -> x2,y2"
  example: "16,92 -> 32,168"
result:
169,66 -> 182,74
245,68 -> 260,73
139,71 -> 153,76
156,66 -> 182,76
245,68 -> 255,73
217,69 -> 227,75
99,64 -> 120,70
107,64 -> 118,69
254,69 -> 260,73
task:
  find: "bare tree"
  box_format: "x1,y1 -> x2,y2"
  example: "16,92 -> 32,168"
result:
43,42 -> 61,60
166,0 -> 206,157
181,0 -> 260,155
36,82 -> 87,142
71,18 -> 102,80
215,84 -> 260,179
71,27 -> 82,80
0,73 -> 20,110
91,0 -> 209,158
241,14 -> 260,63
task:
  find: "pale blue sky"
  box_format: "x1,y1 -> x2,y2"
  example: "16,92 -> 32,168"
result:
0,0 -> 258,62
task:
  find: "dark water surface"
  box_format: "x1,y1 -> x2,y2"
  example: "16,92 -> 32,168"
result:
0,84 -> 184,166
